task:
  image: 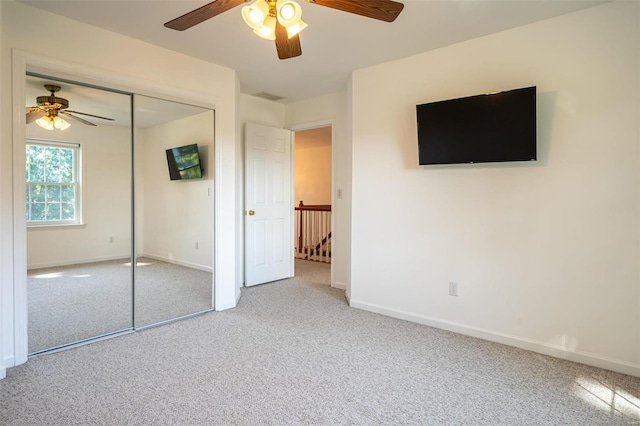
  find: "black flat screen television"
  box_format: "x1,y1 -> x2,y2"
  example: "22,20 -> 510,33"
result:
416,86 -> 537,165
166,143 -> 203,180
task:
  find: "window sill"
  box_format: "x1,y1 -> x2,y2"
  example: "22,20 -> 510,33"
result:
27,223 -> 87,231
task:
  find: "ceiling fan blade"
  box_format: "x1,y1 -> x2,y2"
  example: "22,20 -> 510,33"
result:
164,0 -> 247,31
275,21 -> 302,60
308,0 -> 404,22
65,110 -> 115,121
26,110 -> 45,124
60,111 -> 97,126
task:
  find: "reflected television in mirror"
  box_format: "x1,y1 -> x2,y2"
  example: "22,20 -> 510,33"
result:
166,143 -> 203,180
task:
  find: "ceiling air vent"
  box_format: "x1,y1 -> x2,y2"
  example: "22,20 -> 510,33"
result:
252,91 -> 286,102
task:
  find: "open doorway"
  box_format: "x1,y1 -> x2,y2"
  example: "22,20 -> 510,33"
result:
242,122 -> 334,288
293,126 -> 332,265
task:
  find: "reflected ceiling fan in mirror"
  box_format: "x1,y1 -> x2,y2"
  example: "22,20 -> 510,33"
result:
26,84 -> 115,131
164,0 -> 404,60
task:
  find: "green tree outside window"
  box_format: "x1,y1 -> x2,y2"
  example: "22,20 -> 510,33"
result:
26,141 -> 80,225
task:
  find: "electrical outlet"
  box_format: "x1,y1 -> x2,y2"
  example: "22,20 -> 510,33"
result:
109,236 -> 114,243
449,281 -> 458,297
195,242 -> 199,250
337,189 -> 343,199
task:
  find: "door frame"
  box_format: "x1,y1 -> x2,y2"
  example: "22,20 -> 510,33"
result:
290,119 -> 335,287
6,49 -> 223,369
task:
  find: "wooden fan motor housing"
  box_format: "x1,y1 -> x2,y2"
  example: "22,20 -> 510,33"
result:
36,95 -> 69,110
36,85 -> 69,110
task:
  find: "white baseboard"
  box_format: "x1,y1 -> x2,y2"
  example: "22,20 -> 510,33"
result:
345,288 -> 351,305
0,367 -> 5,380
350,299 -> 640,378
333,281 -> 347,290
27,254 -> 130,270
140,253 -> 212,273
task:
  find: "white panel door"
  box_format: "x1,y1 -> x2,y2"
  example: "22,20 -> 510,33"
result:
245,123 -> 293,286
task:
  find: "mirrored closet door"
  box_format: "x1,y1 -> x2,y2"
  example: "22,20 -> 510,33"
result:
132,94 -> 214,328
26,75 -> 133,354
26,78 -> 215,355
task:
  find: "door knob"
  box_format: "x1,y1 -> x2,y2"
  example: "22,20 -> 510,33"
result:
248,210 -> 255,216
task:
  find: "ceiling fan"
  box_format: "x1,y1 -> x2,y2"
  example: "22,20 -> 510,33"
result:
26,84 -> 115,131
164,0 -> 404,60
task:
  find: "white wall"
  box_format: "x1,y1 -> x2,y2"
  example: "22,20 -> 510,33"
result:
349,1 -> 640,376
294,142 -> 332,206
1,0 -> 238,370
240,94 -> 286,128
286,92 -> 350,290
26,123 -> 132,269
139,112 -> 214,270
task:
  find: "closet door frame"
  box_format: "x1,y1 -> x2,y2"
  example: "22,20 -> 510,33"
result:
7,50 -> 220,369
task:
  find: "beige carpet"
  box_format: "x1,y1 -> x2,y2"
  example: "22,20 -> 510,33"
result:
28,257 -> 212,354
4,259 -> 639,425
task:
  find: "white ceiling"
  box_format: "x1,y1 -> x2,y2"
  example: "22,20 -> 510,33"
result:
20,0 -> 604,103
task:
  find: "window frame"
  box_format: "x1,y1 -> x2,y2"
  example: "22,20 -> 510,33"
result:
26,138 -> 83,228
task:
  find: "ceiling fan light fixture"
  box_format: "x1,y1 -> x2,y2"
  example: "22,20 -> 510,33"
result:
53,116 -> 71,131
35,113 -> 71,131
165,0 -> 405,59
286,19 -> 307,38
35,115 -> 54,131
254,15 -> 277,40
275,0 -> 306,38
276,0 -> 302,26
242,0 -> 270,30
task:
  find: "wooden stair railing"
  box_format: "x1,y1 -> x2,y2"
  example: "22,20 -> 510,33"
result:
295,201 -> 332,263
309,231 -> 332,259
